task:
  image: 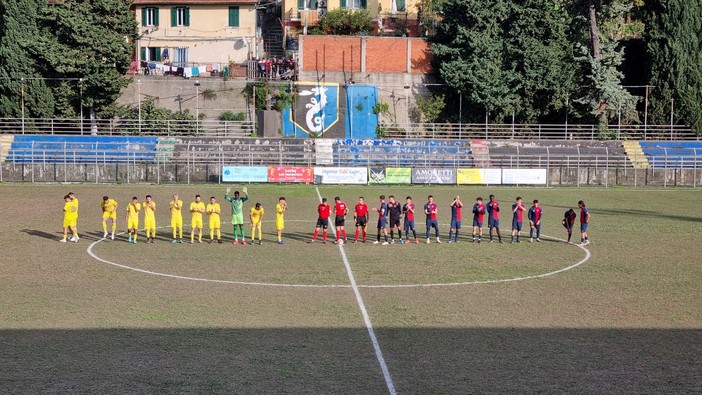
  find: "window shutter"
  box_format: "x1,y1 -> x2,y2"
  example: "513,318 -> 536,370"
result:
140,47 -> 147,62
184,7 -> 190,26
228,6 -> 239,27
171,7 -> 177,27
154,47 -> 162,61
141,8 -> 147,26
360,0 -> 366,8
298,0 -> 304,8
311,0 -> 317,9
397,0 -> 405,11
154,8 -> 160,26
340,0 -> 346,7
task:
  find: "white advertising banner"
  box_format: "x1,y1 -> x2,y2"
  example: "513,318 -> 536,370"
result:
501,169 -> 548,185
313,167 -> 368,184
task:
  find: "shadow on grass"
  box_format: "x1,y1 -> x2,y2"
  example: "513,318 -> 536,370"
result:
550,205 -> 702,223
0,328 -> 699,393
19,229 -> 59,240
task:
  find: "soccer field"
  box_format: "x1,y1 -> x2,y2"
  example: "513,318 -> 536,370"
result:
1,183 -> 701,393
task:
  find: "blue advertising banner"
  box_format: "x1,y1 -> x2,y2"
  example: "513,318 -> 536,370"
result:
222,166 -> 268,182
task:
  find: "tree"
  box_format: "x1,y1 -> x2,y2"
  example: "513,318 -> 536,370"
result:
0,0 -> 54,118
646,0 -> 702,133
35,0 -> 138,131
318,9 -> 375,35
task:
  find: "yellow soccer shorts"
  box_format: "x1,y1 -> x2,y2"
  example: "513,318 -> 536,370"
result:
103,212 -> 117,220
171,216 -> 183,228
276,220 -> 284,231
209,218 -> 221,229
192,218 -> 203,229
63,217 -> 72,227
127,218 -> 139,229
145,219 -> 156,230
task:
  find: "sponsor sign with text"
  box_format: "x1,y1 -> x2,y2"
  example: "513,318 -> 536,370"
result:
268,166 -> 314,183
456,169 -> 502,185
369,167 -> 412,184
313,167 -> 368,184
501,169 -> 548,185
222,166 -> 268,182
411,168 -> 457,184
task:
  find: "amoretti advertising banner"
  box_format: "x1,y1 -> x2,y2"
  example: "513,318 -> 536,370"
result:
411,168 -> 456,184
268,166 -> 314,183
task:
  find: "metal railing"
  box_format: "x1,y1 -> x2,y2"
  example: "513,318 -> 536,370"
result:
381,123 -> 701,141
0,118 -> 255,137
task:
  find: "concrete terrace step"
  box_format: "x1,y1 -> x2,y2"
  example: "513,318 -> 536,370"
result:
622,140 -> 649,169
0,134 -> 14,163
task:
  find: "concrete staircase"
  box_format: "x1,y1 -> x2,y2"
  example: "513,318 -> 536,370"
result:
622,140 -> 649,169
0,134 -> 14,162
261,12 -> 285,58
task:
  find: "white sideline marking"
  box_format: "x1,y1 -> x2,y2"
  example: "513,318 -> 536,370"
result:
315,187 -> 397,395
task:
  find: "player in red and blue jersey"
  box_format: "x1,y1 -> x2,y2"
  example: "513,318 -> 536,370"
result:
528,199 -> 543,242
578,200 -> 590,245
387,195 -> 403,244
373,195 -> 389,245
310,197 -> 331,243
486,194 -> 502,243
402,196 -> 418,244
333,196 -> 348,244
511,196 -> 526,243
353,196 -> 369,243
424,195 -> 440,243
471,197 -> 486,243
448,195 -> 463,243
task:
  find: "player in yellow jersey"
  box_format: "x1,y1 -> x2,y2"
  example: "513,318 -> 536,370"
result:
275,197 -> 287,244
101,196 -> 118,240
206,196 -> 222,243
125,196 -> 141,244
170,193 -> 184,243
249,202 -> 264,245
60,194 -> 78,242
143,195 -> 157,243
190,194 -> 206,243
67,192 -> 79,241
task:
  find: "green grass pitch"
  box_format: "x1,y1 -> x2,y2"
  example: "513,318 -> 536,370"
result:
1,183 -> 701,393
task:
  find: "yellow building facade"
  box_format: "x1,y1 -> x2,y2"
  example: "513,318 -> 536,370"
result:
133,0 -> 258,68
284,0 -> 420,23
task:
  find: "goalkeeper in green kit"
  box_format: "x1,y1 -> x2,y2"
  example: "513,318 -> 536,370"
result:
225,186 -> 249,245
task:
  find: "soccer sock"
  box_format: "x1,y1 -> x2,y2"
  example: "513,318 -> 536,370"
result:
384,233 -> 388,242
102,223 -> 107,232
233,225 -> 238,240
455,230 -> 459,241
497,228 -> 502,241
426,229 -> 430,239
278,233 -> 282,241
435,229 -> 439,238
240,227 -> 246,239
362,229 -> 366,240
342,230 -> 347,239
412,229 -> 416,239
398,230 -> 402,240
313,229 -> 319,240
128,232 -> 132,242
537,226 -> 541,238
191,232 -> 195,242
354,229 -> 359,241
198,232 -> 202,242
390,230 -> 395,240
63,234 -> 67,240
336,231 -> 340,241
133,233 -> 137,241
478,234 -> 481,241
179,227 -> 183,239
449,230 -> 453,240
530,228 -> 534,238
323,230 -> 327,241
217,229 -> 221,240
173,228 -> 177,238
257,227 -> 262,240
489,230 -> 493,241
112,223 -> 116,233
472,233 -> 476,240
377,231 -> 381,242
211,229 -> 214,240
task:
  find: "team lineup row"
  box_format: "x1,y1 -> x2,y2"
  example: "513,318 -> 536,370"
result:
60,189 -> 592,246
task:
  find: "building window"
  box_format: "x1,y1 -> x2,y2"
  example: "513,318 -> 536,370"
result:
171,7 -> 190,27
341,0 -> 365,9
396,0 -> 406,11
228,6 -> 239,27
141,7 -> 159,26
140,47 -> 162,62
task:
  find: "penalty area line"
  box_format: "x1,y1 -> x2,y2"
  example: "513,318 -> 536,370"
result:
315,187 -> 397,395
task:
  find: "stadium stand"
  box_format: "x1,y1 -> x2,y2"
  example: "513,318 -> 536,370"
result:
6,135 -> 158,163
487,140 -> 629,168
622,141 -> 649,169
639,141 -> 702,168
169,137 -> 316,165
0,135 -> 13,163
333,139 -> 474,167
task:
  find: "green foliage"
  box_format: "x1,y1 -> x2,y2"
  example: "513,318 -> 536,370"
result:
415,94 -> 445,122
123,98 -> 197,135
34,0 -> 138,118
0,0 -> 54,118
202,89 -> 217,101
219,111 -> 246,121
318,9 -> 374,35
372,101 -> 389,115
243,81 -> 293,112
646,0 -> 702,134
